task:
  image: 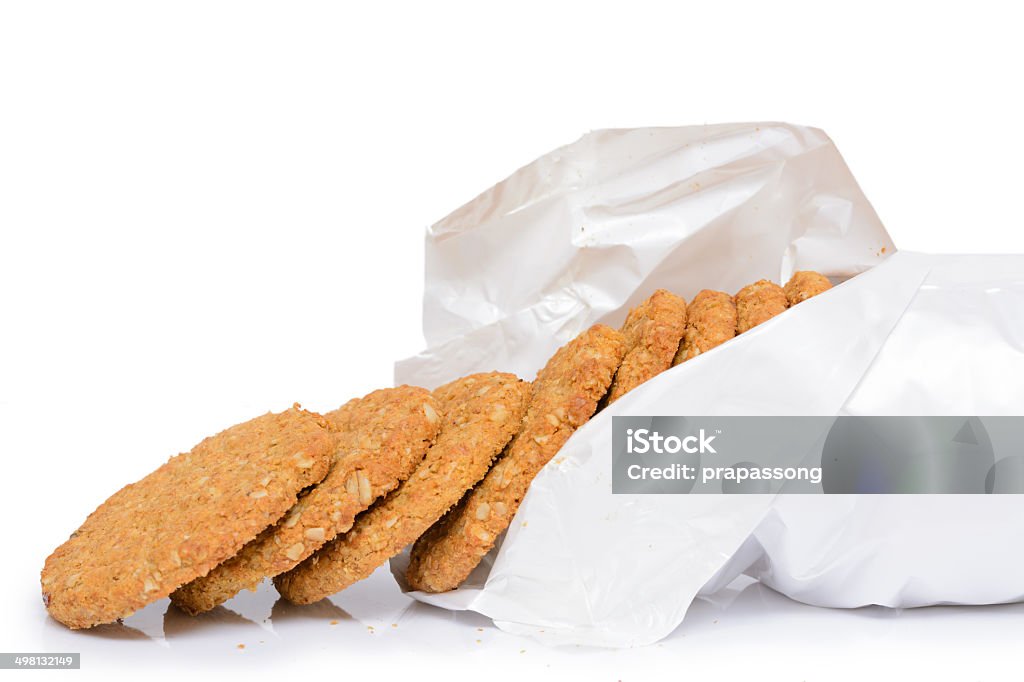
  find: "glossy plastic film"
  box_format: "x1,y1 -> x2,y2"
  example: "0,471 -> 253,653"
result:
392,124 -> 1024,647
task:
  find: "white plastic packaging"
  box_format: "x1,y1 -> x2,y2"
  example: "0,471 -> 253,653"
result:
392,124 -> 1024,647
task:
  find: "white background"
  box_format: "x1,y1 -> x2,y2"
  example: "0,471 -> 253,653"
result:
1,1 -> 1022,680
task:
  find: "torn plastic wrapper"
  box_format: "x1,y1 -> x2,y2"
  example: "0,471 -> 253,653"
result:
391,124 -> 1024,647
397,123 -> 893,387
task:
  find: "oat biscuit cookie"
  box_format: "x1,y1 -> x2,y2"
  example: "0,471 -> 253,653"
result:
784,270 -> 832,306
735,279 -> 788,333
605,290 -> 687,404
274,372 -> 530,605
406,324 -> 627,593
41,406 -> 333,629
672,290 -> 737,365
170,386 -> 441,614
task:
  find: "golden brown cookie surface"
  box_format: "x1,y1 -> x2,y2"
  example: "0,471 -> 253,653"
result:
735,279 -> 788,333
170,386 -> 441,615
784,270 -> 832,306
406,324 -> 627,593
672,289 -> 737,365
606,290 -> 687,404
41,406 -> 333,629
274,372 -> 530,605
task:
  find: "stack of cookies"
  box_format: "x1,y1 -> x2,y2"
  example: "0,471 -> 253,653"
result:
41,271 -> 831,629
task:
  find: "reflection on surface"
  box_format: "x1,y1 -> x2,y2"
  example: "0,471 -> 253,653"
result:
119,597 -> 169,640
664,574 -> 1024,645
163,603 -> 262,639
35,562 -> 1024,671
271,597 -> 350,623
214,578 -> 278,626
74,620 -> 151,641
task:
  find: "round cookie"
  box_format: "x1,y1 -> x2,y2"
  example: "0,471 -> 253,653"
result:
672,289 -> 737,365
606,290 -> 687,404
735,279 -> 788,333
274,371 -> 530,605
407,323 -> 627,593
784,270 -> 832,306
170,386 -> 442,614
41,406 -> 334,629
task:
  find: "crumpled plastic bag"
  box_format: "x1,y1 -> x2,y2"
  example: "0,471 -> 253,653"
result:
390,124 -> 1024,647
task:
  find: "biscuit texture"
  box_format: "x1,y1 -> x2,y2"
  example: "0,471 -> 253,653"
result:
406,324 -> 627,593
275,372 -> 530,605
784,270 -> 832,306
672,290 -> 737,365
605,290 -> 687,404
170,386 -> 441,614
41,407 -> 333,629
735,279 -> 788,333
